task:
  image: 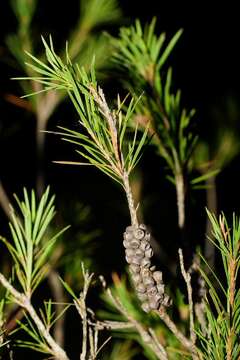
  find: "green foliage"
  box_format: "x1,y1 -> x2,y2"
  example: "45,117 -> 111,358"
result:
0,187 -> 69,297
18,38 -> 149,187
111,18 -> 216,189
197,211 -> 240,359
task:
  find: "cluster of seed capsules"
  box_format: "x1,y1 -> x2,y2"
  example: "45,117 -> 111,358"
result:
123,224 -> 171,312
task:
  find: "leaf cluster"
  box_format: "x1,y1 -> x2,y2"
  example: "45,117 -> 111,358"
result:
197,211 -> 240,359
111,18 -> 214,187
0,187 -> 68,297
18,38 -> 149,187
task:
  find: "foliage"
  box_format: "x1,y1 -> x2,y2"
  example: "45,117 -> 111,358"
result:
0,187 -> 69,297
197,212 -> 240,360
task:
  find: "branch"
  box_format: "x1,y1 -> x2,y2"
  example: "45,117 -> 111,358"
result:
106,288 -> 168,360
178,248 -> 196,345
157,307 -> 199,359
0,273 -> 69,360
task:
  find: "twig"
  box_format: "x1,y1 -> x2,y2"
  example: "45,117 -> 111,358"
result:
94,320 -> 134,330
48,269 -> 66,348
157,307 -> 199,359
0,273 -> 69,360
123,170 -> 138,228
175,171 -> 185,230
106,288 -> 168,360
0,180 -> 11,219
178,248 -> 196,345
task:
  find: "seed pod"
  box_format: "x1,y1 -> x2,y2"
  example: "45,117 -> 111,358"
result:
141,258 -> 151,268
147,285 -> 158,296
153,271 -> 163,283
157,284 -> 165,294
129,264 -> 140,274
126,226 -> 134,233
129,240 -> 140,249
136,283 -> 146,293
162,295 -> 172,307
149,298 -> 160,310
141,302 -> 150,313
131,256 -> 142,265
139,240 -> 151,251
125,248 -> 135,257
134,228 -> 145,240
131,273 -> 142,284
150,265 -> 156,271
123,240 -> 130,248
144,248 -> 153,258
125,255 -> 132,264
143,276 -> 154,287
137,292 -> 148,301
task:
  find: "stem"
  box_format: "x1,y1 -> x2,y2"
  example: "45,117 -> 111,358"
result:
123,171 -> 138,228
0,180 -> 11,219
178,249 -> 196,345
205,175 -> 217,268
157,307 -> 199,359
175,171 -> 185,230
107,288 -> 168,360
48,270 -> 66,348
0,273 -> 69,360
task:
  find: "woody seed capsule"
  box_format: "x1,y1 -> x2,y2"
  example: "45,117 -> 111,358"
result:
129,240 -> 140,249
141,258 -> 151,268
142,302 -> 150,313
147,285 -> 158,296
144,248 -> 153,258
129,264 -> 140,274
125,248 -> 135,257
134,229 -> 145,240
153,271 -> 163,283
136,283 -> 146,293
137,292 -> 148,301
139,240 -> 151,251
132,273 -> 142,284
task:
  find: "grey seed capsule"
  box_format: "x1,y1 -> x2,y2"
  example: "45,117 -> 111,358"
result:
147,285 -> 158,296
125,255 -> 132,264
149,299 -> 160,310
131,256 -> 142,265
141,258 -> 151,268
129,240 -> 140,249
144,248 -> 153,258
143,276 -> 155,287
131,273 -> 142,284
125,248 -> 135,257
137,292 -> 148,301
129,264 -> 140,274
153,271 -> 163,283
134,228 -> 145,240
152,293 -> 163,302
126,226 -> 134,232
136,248 -> 144,256
124,232 -> 133,241
157,284 -> 165,294
150,265 -> 156,271
139,240 -> 151,251
136,283 -> 146,293
162,295 -> 172,307
141,302 -> 150,313
123,240 -> 130,248
141,268 -> 151,278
